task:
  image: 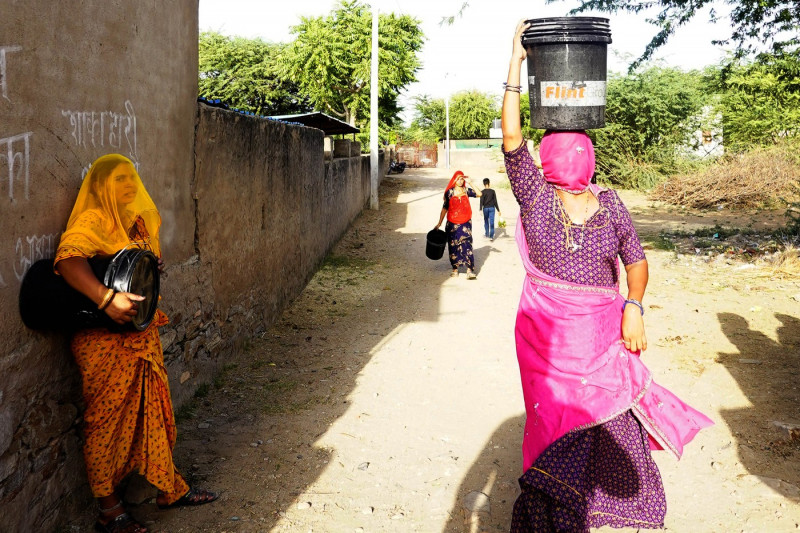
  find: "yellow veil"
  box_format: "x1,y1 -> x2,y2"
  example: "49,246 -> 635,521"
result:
56,154 -> 161,262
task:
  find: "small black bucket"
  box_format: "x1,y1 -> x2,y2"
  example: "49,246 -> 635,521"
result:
425,229 -> 447,260
522,17 -> 612,130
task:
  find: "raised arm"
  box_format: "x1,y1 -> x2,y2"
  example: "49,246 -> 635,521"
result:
501,20 -> 530,152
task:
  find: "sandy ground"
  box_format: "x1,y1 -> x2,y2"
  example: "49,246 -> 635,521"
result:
75,166 -> 800,532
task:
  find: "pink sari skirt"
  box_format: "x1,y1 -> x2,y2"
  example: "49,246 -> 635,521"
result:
514,222 -> 713,472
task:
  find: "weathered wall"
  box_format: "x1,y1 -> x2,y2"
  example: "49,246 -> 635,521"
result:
191,106 -> 379,355
0,2 -> 382,532
0,2 -> 199,530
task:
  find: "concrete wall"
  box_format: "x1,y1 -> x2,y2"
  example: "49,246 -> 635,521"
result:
0,3 -> 382,531
192,106 -> 379,351
0,2 -> 199,530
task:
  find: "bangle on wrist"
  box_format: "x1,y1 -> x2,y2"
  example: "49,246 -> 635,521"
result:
623,298 -> 644,316
98,288 -> 115,310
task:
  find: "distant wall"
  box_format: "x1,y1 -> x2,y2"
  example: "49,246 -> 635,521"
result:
0,2 -> 382,531
438,140 -> 507,174
437,139 -> 538,174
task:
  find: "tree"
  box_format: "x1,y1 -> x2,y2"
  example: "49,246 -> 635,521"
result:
448,90 -> 499,139
706,53 -> 800,150
591,66 -> 705,188
409,95 -> 447,139
406,91 -> 499,141
279,0 -> 424,127
198,32 -> 311,116
554,0 -> 800,69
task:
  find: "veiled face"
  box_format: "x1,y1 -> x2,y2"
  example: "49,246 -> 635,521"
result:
111,163 -> 138,205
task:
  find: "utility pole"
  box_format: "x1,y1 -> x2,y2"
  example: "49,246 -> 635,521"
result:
445,94 -> 450,170
369,6 -> 379,210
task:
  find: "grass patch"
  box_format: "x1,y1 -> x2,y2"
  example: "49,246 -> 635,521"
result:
647,233 -> 677,251
321,254 -> 375,270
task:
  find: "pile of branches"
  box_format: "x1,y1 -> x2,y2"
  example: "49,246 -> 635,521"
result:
651,141 -> 800,209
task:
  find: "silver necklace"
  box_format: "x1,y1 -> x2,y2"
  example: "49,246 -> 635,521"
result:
569,193 -> 591,252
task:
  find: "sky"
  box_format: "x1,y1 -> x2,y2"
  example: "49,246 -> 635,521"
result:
198,0 -> 734,123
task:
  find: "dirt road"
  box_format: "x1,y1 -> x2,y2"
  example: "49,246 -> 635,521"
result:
121,167 -> 799,532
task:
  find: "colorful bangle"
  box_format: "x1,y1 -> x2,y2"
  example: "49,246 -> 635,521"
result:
98,288 -> 115,310
623,298 -> 644,315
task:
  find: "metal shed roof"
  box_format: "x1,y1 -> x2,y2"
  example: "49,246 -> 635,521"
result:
269,112 -> 360,135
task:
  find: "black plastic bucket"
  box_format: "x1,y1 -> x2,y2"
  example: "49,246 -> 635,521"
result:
522,17 -> 612,130
425,229 -> 447,260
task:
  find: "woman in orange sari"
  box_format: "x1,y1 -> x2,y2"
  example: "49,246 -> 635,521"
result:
55,154 -> 217,533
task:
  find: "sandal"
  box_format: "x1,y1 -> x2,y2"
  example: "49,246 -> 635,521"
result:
94,512 -> 148,533
450,270 -> 458,278
466,270 -> 477,280
157,486 -> 219,509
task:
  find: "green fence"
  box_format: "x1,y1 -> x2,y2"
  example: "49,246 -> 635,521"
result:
453,139 -> 503,149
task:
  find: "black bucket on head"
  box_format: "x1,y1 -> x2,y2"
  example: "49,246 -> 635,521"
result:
522,17 -> 612,130
425,228 -> 447,260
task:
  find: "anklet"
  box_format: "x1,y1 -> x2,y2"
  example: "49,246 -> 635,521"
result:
98,501 -> 123,514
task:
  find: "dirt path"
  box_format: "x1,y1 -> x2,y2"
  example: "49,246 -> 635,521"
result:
123,167 -> 799,532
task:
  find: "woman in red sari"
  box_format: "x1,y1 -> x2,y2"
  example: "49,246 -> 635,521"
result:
56,154 -> 217,533
434,170 -> 483,279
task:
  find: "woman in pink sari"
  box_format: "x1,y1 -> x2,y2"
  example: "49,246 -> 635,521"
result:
502,21 -> 713,531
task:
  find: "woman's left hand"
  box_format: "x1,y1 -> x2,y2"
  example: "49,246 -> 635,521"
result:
157,257 -> 165,274
621,306 -> 647,353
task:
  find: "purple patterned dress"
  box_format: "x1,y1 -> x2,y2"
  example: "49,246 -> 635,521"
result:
504,141 -> 667,532
444,188 -> 477,270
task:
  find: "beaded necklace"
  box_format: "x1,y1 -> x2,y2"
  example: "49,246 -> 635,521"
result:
551,191 -> 610,252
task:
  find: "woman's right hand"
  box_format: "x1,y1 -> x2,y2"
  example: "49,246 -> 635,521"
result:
104,292 -> 145,324
512,19 -> 530,63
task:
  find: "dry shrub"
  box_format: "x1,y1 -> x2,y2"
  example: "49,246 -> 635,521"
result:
758,245 -> 800,279
651,140 -> 800,209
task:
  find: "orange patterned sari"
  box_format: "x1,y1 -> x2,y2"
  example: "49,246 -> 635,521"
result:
55,154 -> 188,504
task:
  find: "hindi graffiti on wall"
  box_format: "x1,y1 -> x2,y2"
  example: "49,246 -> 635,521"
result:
0,45 -> 22,101
61,100 -> 138,161
0,131 -> 33,201
13,233 -> 61,281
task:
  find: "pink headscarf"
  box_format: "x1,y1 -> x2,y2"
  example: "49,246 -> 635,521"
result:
539,130 -> 595,192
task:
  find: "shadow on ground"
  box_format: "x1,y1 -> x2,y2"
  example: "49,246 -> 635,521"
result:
442,415 -> 523,533
106,171 -> 512,532
716,311 -> 800,495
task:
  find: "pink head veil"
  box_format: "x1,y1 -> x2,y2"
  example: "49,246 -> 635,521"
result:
539,130 -> 595,192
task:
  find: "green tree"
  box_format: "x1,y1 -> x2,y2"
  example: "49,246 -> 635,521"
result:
602,66 -> 704,152
449,90 -> 499,139
592,66 -> 705,188
409,95 -> 446,139
405,90 -> 499,141
706,53 -> 800,151
280,0 -> 424,128
555,0 -> 800,70
198,32 -> 311,116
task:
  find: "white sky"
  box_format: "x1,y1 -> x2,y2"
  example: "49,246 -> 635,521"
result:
198,0 -> 734,123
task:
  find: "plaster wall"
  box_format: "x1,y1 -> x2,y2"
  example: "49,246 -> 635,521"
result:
0,2 -> 381,530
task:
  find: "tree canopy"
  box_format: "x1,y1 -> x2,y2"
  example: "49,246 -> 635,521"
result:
198,32 -> 311,116
405,90 -> 499,142
705,53 -> 800,150
279,0 -> 424,127
553,0 -> 800,69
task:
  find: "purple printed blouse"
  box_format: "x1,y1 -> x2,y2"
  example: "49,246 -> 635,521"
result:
504,141 -> 645,287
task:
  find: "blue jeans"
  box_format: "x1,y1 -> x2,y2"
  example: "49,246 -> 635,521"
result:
483,207 -> 496,239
